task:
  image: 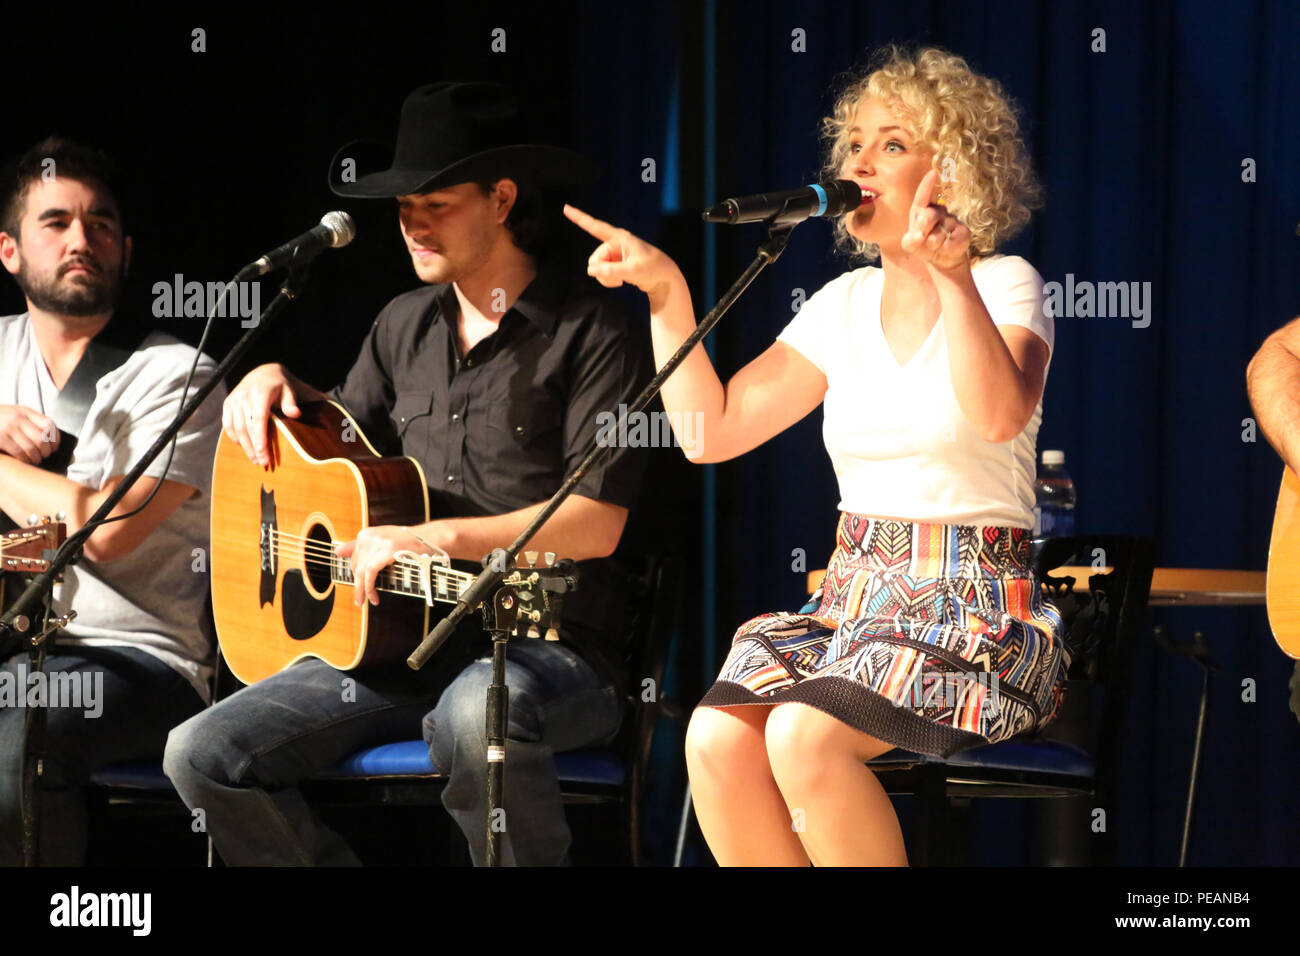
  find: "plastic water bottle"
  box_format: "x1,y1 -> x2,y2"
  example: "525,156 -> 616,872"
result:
1033,450 -> 1076,537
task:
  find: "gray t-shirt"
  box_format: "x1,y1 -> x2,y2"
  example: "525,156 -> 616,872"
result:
0,313 -> 224,701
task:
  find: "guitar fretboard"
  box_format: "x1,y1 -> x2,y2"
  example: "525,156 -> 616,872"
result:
332,553 -> 469,602
266,527 -> 471,605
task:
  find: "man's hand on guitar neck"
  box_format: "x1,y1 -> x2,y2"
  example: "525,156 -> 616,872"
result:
223,363 -> 328,467
335,525 -> 438,607
337,496 -> 628,608
0,403 -> 60,465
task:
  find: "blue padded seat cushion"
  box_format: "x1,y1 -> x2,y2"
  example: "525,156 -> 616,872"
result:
868,739 -> 1095,777
91,742 -> 627,788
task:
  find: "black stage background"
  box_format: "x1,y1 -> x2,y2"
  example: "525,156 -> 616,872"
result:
2,0 -> 1298,875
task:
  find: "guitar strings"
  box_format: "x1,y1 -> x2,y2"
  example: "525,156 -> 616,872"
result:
265,529 -> 468,583
266,529 -> 470,595
268,550 -> 468,597
268,528 -> 462,570
269,550 -> 467,591
268,529 -> 453,570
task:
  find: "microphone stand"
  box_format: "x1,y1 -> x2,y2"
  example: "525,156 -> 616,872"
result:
15,591 -> 62,866
0,267 -> 312,866
407,217 -> 800,866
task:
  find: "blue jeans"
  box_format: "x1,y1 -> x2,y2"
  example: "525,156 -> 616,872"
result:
0,645 -> 202,865
424,640 -> 621,865
164,639 -> 621,866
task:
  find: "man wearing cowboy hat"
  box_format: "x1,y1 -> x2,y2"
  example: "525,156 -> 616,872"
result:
164,82 -> 650,865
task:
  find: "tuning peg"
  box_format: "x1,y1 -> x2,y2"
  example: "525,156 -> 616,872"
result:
543,551 -> 556,566
544,628 -> 560,641
524,550 -> 538,567
26,514 -> 39,527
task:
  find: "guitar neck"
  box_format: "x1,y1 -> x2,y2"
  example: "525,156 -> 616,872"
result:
335,555 -> 473,604
267,528 -> 473,606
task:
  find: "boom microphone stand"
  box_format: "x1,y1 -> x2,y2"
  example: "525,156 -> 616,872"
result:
408,217 -> 800,866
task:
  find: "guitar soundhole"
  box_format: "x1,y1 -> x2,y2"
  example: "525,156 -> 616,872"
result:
305,523 -> 334,593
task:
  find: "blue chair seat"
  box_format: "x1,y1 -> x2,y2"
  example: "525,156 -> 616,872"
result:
304,740 -> 626,786
553,750 -> 625,786
90,762 -> 174,790
867,739 -> 1095,777
91,742 -> 627,790
947,739 -> 1094,776
315,740 -> 437,778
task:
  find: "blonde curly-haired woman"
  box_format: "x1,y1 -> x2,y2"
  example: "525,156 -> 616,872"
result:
565,45 -> 1066,866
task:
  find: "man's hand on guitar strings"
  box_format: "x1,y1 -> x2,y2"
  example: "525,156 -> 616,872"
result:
335,524 -> 448,606
221,363 -> 312,467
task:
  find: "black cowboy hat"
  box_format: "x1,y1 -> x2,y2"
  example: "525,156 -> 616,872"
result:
328,82 -> 589,198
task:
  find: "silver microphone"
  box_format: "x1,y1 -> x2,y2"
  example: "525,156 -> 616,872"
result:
237,211 -> 356,280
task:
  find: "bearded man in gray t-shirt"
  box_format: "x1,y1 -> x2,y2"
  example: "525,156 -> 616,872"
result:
0,137 -> 223,865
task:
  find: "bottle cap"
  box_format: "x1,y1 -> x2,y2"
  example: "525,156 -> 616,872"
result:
1041,449 -> 1065,466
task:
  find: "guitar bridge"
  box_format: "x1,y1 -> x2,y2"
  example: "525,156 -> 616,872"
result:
258,487 -> 278,608
259,523 -> 273,573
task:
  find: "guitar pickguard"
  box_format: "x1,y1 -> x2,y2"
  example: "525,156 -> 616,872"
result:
281,568 -> 334,641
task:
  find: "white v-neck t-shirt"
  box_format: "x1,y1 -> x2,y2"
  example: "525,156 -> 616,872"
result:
0,314 -> 224,700
777,254 -> 1053,530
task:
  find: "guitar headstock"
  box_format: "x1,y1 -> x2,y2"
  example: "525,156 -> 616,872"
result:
1,517 -> 67,575
487,550 -> 578,640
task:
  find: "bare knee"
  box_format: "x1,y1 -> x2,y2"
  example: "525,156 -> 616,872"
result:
764,704 -> 823,788
765,703 -> 889,788
685,706 -> 768,781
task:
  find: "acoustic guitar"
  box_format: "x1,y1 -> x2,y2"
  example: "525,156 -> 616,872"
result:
1266,466 -> 1300,658
210,401 -> 571,684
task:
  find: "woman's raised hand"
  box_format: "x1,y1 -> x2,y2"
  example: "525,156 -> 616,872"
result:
901,169 -> 972,273
564,205 -> 684,310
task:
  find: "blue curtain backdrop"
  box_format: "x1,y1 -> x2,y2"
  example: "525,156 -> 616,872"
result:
2,0 -> 1296,865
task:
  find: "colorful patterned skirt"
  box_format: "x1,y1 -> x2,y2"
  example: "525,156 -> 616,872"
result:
698,514 -> 1070,757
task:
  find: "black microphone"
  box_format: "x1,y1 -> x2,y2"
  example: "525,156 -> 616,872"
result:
235,211 -> 357,281
702,180 -> 866,226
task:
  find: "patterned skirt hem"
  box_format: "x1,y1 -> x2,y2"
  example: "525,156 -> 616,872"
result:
698,675 -> 989,759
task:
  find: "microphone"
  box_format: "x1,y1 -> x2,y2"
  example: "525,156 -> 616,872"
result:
702,180 -> 865,226
235,211 -> 357,281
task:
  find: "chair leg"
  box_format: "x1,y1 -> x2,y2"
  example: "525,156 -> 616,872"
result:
912,766 -> 948,866
673,781 -> 693,867
628,766 -> 641,867
1154,625 -> 1217,867
1180,659 -> 1212,867
948,796 -> 972,865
